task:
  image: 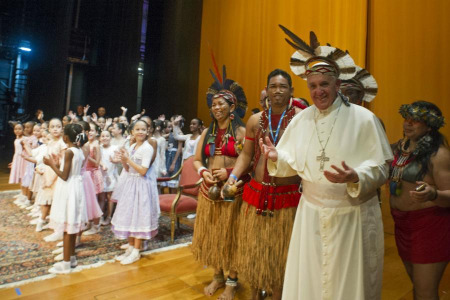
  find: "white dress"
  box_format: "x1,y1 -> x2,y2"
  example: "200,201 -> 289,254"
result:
100,144 -> 119,192
151,136 -> 167,179
49,147 -> 89,234
111,141 -> 160,239
172,125 -> 201,159
30,144 -> 47,193
268,97 -> 393,300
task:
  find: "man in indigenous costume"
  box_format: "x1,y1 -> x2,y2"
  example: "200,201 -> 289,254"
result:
263,26 -> 393,300
340,66 -> 386,208
340,66 -> 385,129
191,65 -> 249,300
340,66 -> 378,106
224,68 -> 305,300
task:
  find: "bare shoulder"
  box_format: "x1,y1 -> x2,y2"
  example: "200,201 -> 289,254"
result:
236,126 -> 246,136
247,112 -> 262,128
147,138 -> 157,149
431,145 -> 450,168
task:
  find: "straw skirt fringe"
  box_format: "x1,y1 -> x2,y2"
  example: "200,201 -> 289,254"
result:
191,193 -> 242,272
236,202 -> 297,293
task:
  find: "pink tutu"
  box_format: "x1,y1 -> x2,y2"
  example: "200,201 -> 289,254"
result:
82,170 -> 103,220
86,168 -> 104,195
9,138 -> 26,184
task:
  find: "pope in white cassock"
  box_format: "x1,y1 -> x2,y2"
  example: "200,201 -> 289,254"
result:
262,27 -> 394,300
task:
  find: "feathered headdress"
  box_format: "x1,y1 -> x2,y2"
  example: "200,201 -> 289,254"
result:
279,25 -> 356,80
340,66 -> 378,103
399,103 -> 445,129
206,51 -> 247,119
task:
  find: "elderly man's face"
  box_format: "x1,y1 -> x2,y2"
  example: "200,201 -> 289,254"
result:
307,74 -> 340,110
98,107 -> 106,117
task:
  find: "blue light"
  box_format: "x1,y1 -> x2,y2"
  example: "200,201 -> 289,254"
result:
19,47 -> 32,52
18,40 -> 32,52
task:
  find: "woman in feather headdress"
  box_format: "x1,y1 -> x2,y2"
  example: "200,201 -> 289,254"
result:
191,63 -> 248,300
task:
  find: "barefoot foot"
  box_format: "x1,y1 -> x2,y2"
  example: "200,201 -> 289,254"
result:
204,275 -> 225,296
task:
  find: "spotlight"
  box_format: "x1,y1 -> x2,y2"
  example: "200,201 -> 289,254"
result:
18,40 -> 32,52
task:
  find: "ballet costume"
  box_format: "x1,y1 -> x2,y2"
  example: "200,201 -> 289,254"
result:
10,136 -> 27,204
20,135 -> 39,207
111,141 -> 159,264
100,144 -> 119,193
35,138 -> 67,206
48,147 -> 89,274
81,158 -> 104,235
86,145 -> 104,195
151,136 -> 167,188
34,138 -> 66,234
26,143 -> 48,216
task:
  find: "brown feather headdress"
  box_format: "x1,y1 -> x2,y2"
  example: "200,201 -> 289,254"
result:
279,25 -> 356,80
340,66 -> 378,103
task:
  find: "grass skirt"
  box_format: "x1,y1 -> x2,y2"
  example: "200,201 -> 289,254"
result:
191,191 -> 242,272
236,202 -> 297,293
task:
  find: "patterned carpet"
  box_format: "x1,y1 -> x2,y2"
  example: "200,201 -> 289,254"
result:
0,190 -> 193,286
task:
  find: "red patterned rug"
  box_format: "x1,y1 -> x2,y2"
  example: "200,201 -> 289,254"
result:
0,190 -> 193,286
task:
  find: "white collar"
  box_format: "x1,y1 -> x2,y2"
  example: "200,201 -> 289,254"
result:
315,95 -> 342,117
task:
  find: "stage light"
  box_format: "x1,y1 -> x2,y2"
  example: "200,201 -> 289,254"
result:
18,40 -> 32,52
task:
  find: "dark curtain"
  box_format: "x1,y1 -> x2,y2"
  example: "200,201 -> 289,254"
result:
142,0 -> 203,122
81,0 -> 143,116
27,0 -> 74,118
27,0 -> 143,118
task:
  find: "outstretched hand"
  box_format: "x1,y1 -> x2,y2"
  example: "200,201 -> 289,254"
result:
173,115 -> 183,126
323,161 -> 359,183
259,136 -> 278,162
83,105 -> 90,115
105,118 -> 113,128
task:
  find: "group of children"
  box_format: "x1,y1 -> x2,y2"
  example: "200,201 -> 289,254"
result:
8,111 -> 203,274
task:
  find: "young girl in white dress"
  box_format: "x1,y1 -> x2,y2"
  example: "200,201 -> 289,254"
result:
99,130 -> 119,225
9,123 -> 27,204
44,123 -> 89,274
34,118 -> 67,235
111,120 -> 159,265
151,120 -> 167,192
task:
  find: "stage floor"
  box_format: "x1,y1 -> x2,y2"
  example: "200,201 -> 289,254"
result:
0,156 -> 448,299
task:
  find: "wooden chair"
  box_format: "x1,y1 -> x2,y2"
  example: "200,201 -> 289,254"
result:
157,156 -> 202,243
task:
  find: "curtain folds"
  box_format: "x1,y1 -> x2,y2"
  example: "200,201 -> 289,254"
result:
198,0 -> 449,141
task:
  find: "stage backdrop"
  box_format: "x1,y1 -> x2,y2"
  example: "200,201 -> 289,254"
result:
197,0 -> 449,142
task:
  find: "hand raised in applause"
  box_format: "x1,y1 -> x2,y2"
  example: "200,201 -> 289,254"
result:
119,148 -> 129,164
105,118 -> 113,128
83,105 -> 90,116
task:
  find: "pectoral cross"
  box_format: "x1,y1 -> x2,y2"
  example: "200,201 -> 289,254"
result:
316,150 -> 330,172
